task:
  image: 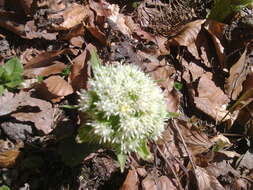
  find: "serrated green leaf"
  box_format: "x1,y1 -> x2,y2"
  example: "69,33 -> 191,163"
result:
0,85 -> 4,96
136,139 -> 152,160
117,153 -> 127,173
90,49 -> 101,72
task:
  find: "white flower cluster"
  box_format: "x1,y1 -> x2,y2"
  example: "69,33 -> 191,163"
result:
78,63 -> 167,154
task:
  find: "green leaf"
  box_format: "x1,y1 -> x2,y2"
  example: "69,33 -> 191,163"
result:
208,0 -> 253,22
60,65 -> 71,77
90,49 -> 101,72
167,112 -> 180,119
4,79 -> 23,88
0,66 -> 4,78
174,82 -> 183,91
0,85 -> 4,96
60,105 -> 80,109
4,57 -> 23,76
117,153 -> 127,173
0,185 -> 10,190
136,139 -> 152,161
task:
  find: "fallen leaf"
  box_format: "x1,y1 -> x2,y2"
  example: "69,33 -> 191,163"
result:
157,176 -> 177,190
35,76 -> 73,102
174,120 -> 213,156
195,166 -> 225,190
68,47 -> 89,91
193,75 -> 229,120
225,49 -> 249,100
120,169 -> 139,190
50,4 -> 89,30
24,49 -> 69,69
0,148 -> 21,168
24,61 -> 66,78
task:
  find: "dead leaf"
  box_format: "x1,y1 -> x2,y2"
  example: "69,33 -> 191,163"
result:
0,148 -> 21,168
193,75 -> 229,120
195,166 -> 225,190
35,76 -> 73,102
142,175 -> 156,190
120,169 -> 139,190
9,92 -> 54,134
24,61 -> 66,78
157,176 -> 177,190
68,48 -> 89,91
226,49 -> 249,100
50,4 -> 89,30
166,19 -> 206,47
24,49 -> 68,69
174,120 -> 213,156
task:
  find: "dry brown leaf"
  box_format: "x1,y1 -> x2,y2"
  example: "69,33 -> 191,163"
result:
120,169 -> 139,190
204,20 -> 226,67
195,166 -> 225,190
175,120 -> 213,156
50,4 -> 89,30
35,76 -> 73,102
226,49 -> 248,100
166,19 -> 206,47
68,47 -> 90,91
0,148 -> 21,168
24,49 -> 68,69
157,176 -> 177,190
142,175 -> 156,190
10,92 -> 54,134
0,91 -> 54,134
24,20 -> 58,40
193,75 -> 229,120
24,61 -> 66,78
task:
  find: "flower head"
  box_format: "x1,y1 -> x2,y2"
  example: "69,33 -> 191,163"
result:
77,63 -> 167,155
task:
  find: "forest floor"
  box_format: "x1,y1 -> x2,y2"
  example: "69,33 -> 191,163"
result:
1,0 -> 253,189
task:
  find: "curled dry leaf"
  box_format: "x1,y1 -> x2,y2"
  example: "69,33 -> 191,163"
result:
24,49 -> 68,69
225,49 -> 249,100
35,76 -> 73,102
166,19 -> 206,47
24,61 -> 66,78
193,75 -> 229,121
204,20 -> 226,67
120,169 -> 139,190
68,48 -> 88,91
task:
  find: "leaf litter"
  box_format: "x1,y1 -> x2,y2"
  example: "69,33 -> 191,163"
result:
1,0 -> 253,189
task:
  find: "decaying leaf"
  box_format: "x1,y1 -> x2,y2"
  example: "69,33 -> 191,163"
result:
195,166 -> 225,190
24,49 -> 68,69
24,61 -> 66,78
35,76 -> 73,102
193,75 -> 229,120
0,147 -> 21,168
120,169 -> 139,190
49,4 -> 89,30
226,49 -> 249,100
0,91 -> 54,134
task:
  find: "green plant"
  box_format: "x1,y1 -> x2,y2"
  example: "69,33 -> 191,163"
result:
208,0 -> 253,22
77,51 -> 168,172
0,185 -> 10,190
0,57 -> 23,95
